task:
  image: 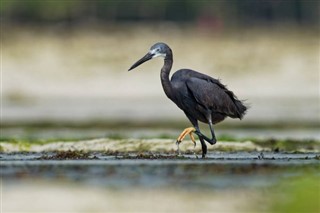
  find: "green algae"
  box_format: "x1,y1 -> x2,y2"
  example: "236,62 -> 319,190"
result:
1,137 -> 319,153
251,138 -> 320,152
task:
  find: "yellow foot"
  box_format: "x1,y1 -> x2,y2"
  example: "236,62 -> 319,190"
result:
176,127 -> 196,147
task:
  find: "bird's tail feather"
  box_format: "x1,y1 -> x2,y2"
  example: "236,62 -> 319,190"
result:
234,99 -> 248,120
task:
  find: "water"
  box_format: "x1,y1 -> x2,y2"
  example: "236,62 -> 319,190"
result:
2,152 -> 319,190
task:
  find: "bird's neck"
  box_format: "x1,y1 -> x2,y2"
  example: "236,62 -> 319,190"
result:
161,54 -> 174,100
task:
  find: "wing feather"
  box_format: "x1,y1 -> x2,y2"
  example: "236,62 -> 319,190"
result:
184,71 -> 246,118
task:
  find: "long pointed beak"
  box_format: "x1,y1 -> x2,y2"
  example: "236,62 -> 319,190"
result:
128,52 -> 154,71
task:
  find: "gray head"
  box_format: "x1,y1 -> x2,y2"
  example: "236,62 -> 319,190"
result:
128,42 -> 171,71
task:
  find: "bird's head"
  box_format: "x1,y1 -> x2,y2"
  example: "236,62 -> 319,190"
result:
128,42 -> 170,71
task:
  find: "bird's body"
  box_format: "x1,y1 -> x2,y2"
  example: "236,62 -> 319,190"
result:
169,69 -> 246,123
129,42 -> 247,158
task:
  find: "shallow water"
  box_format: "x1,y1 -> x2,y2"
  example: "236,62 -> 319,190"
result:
2,152 -> 319,190
1,142 -> 319,212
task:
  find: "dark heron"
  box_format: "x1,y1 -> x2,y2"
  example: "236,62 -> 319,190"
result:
128,42 -> 247,158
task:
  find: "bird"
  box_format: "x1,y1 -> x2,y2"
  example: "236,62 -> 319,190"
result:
128,42 -> 247,158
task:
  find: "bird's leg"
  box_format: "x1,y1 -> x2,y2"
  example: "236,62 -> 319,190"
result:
199,137 -> 207,158
196,130 -> 216,145
191,127 -> 208,158
206,121 -> 217,145
176,127 -> 197,147
196,113 -> 217,145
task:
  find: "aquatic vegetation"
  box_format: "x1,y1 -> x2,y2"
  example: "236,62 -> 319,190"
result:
0,137 -> 319,154
38,151 -> 98,160
251,138 -> 320,152
268,175 -> 320,213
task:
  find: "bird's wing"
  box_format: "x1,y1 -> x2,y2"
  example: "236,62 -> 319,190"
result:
185,73 -> 241,118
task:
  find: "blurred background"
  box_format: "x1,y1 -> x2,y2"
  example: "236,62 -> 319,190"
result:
2,1 -> 320,213
1,0 -> 319,139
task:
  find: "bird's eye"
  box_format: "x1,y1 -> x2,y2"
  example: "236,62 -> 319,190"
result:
156,48 -> 160,52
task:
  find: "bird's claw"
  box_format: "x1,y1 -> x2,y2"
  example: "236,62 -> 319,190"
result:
176,127 -> 196,146
191,135 -> 196,148
175,127 -> 197,157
